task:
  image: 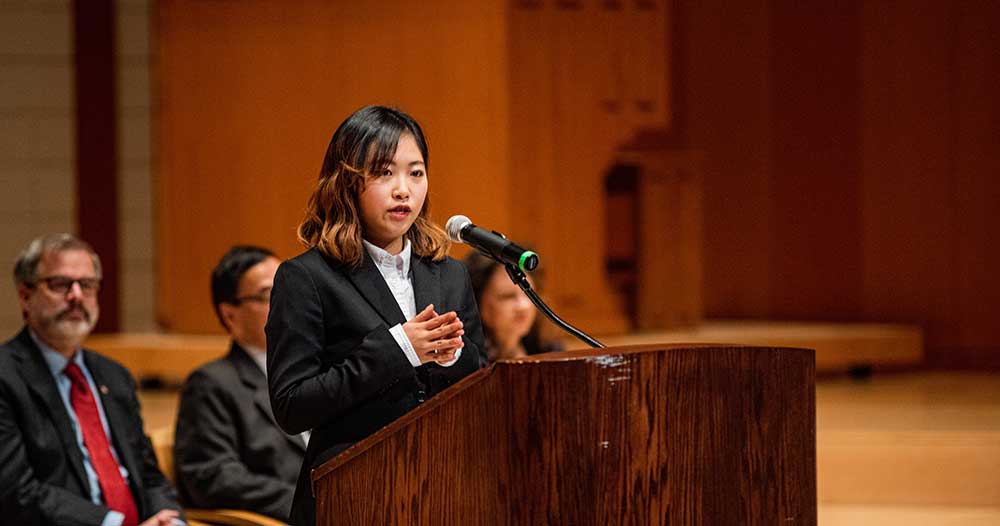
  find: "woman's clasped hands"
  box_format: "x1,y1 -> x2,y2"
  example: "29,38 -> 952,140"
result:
402,304 -> 464,365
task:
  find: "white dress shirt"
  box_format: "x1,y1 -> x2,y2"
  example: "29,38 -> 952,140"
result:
363,239 -> 461,367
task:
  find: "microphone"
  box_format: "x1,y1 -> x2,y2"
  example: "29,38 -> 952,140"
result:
446,215 -> 539,272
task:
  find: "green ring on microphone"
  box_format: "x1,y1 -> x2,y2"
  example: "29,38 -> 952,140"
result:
519,251 -> 538,272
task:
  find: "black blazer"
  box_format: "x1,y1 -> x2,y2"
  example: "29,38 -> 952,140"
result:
173,342 -> 305,521
266,248 -> 484,526
0,328 -> 180,526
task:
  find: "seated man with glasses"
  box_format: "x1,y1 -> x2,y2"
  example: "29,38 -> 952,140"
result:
0,233 -> 184,525
173,246 -> 305,522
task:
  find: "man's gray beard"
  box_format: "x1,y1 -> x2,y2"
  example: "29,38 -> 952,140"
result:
45,316 -> 97,343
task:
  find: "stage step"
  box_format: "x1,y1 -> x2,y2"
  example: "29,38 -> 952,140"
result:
584,320 -> 923,373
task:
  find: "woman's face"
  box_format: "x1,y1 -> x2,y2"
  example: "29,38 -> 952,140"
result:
358,133 -> 427,254
479,265 -> 536,342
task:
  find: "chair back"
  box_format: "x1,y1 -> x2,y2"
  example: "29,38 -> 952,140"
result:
148,426 -> 176,483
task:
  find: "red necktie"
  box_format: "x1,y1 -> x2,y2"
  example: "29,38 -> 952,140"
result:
64,362 -> 140,526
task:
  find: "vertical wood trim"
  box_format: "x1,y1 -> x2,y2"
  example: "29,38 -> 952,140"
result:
769,0 -> 863,319
73,0 -> 120,332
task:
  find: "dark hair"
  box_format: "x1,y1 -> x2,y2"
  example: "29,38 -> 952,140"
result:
297,105 -> 449,267
211,245 -> 276,330
463,251 -> 552,360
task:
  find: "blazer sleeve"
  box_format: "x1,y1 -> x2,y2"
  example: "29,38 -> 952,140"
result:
173,370 -> 295,520
418,261 -> 486,387
266,258 -> 415,435
0,379 -> 109,526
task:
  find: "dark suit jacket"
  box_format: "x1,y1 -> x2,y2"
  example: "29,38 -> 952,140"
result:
0,327 -> 180,526
174,342 -> 305,521
266,248 -> 485,526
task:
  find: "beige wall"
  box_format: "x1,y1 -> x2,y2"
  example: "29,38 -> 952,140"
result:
0,0 -> 157,335
118,0 -> 156,331
0,1 -> 77,333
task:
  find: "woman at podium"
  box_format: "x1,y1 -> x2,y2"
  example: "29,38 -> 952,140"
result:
265,106 -> 485,525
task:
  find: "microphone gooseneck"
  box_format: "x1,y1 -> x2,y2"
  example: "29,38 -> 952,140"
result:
502,263 -> 605,349
447,214 -> 604,349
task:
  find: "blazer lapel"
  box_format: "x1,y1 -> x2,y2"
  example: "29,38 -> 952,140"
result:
411,255 -> 441,314
230,344 -> 307,452
345,251 -> 407,326
11,329 -> 91,495
84,351 -> 144,495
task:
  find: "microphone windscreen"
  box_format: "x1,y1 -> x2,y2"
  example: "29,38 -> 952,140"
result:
445,215 -> 472,243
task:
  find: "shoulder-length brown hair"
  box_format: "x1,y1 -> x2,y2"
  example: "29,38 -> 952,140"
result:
298,106 -> 450,267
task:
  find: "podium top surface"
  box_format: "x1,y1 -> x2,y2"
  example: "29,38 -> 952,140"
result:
313,343 -> 814,481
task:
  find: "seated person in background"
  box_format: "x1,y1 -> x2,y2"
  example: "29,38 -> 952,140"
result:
463,251 -> 564,362
0,233 -> 183,526
173,246 -> 305,521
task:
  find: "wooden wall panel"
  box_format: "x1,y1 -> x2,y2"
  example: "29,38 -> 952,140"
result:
948,0 -> 1000,362
507,0 -> 671,334
155,0 -> 998,366
74,0 -> 120,331
859,1 -> 955,351
680,0 -> 775,317
545,1 -> 629,331
858,0 -> 1000,365
681,0 -> 1000,366
157,1 -> 511,332
505,4 -> 560,280
158,0 -> 672,335
769,0 -> 863,320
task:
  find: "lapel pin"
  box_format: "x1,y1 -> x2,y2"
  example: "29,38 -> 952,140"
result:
99,385 -> 110,395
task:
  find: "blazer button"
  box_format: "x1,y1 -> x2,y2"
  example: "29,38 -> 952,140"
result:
416,390 -> 427,403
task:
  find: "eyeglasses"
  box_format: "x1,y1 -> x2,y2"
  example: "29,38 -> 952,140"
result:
234,288 -> 271,305
32,276 -> 102,295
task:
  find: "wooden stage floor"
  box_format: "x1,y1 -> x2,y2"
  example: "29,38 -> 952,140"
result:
816,372 -> 1000,525
138,371 -> 1000,524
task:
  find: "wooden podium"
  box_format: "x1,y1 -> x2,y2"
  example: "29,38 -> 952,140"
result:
311,345 -> 816,525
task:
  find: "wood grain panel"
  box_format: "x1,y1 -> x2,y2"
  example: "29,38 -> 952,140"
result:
857,0 -> 1000,365
157,1 -> 511,332
859,1 -> 954,348
506,0 -> 670,334
74,0 -> 120,332
157,0 -> 672,335
155,0 -> 999,365
678,0 -> 775,317
678,0 -> 1000,366
313,345 -> 816,525
613,149 -> 703,330
948,0 -> 1000,363
769,0 -> 863,319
